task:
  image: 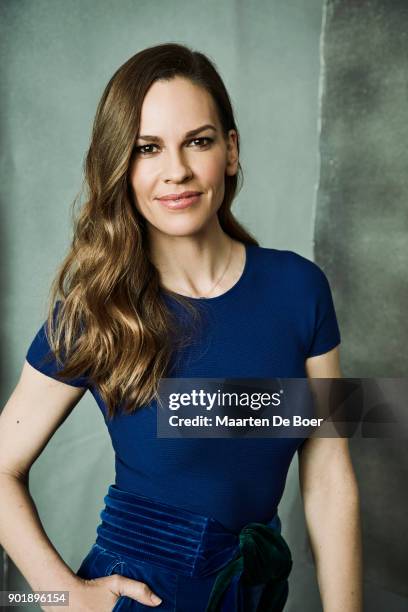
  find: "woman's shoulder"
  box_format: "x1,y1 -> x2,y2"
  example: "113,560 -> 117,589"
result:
250,244 -> 328,282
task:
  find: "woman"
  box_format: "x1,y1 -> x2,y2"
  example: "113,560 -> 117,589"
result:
0,43 -> 362,611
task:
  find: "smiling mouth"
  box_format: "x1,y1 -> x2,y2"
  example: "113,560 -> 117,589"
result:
158,194 -> 202,209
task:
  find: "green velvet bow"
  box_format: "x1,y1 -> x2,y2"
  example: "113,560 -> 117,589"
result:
205,522 -> 292,612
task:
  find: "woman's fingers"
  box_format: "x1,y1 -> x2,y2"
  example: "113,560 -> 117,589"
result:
109,573 -> 162,606
72,572 -> 163,609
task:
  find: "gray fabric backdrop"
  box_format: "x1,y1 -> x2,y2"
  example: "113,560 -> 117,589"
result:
314,1 -> 408,610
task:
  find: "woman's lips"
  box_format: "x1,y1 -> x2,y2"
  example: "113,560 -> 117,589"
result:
157,194 -> 201,210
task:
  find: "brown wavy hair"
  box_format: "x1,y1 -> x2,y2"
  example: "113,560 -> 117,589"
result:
44,42 -> 259,419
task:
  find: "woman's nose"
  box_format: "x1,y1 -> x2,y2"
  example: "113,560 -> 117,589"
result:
162,149 -> 193,183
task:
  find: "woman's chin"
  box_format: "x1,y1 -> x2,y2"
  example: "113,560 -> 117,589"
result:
151,216 -> 216,238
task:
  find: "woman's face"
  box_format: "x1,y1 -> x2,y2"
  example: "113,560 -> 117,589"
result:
129,76 -> 238,238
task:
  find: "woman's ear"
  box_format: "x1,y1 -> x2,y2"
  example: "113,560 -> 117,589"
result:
225,130 -> 239,176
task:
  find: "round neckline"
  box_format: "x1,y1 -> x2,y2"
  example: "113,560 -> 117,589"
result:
162,242 -> 253,304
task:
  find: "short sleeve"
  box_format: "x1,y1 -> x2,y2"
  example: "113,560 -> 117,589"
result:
25,305 -> 89,389
307,266 -> 341,357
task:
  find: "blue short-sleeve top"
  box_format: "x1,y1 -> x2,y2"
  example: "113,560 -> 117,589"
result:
25,244 -> 340,531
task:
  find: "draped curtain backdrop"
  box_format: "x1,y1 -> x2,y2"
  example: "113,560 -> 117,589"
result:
1,1 -> 406,610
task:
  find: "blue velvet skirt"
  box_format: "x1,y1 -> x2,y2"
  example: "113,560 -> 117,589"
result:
75,485 -> 291,611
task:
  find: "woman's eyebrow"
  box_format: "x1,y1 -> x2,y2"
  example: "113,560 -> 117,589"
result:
137,124 -> 217,142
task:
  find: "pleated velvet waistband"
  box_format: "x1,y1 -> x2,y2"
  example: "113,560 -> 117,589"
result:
95,484 -> 292,611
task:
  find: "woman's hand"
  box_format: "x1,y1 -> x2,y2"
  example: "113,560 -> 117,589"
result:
48,575 -> 162,611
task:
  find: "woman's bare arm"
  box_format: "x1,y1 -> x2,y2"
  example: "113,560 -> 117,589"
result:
0,360 -> 161,610
0,361 -> 86,594
299,347 -> 363,612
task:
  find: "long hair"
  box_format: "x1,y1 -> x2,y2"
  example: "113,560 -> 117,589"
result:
45,42 -> 259,419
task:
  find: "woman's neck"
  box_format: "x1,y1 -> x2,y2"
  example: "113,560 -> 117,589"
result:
147,222 -> 244,298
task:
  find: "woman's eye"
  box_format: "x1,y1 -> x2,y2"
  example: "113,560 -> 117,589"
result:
134,137 -> 213,157
188,137 -> 213,148
134,144 -> 159,156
